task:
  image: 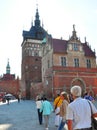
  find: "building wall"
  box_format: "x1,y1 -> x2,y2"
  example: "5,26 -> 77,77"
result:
21,39 -> 43,99
0,79 -> 20,97
42,36 -> 97,98
47,66 -> 97,97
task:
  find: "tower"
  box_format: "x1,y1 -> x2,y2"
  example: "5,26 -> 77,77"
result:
21,6 -> 50,99
6,59 -> 10,74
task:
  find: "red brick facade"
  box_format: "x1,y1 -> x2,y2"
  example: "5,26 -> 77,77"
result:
52,66 -> 97,96
41,26 -> 97,98
0,78 -> 20,97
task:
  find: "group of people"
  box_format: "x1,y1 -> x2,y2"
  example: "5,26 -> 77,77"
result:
36,85 -> 97,130
36,95 -> 53,130
54,86 -> 97,130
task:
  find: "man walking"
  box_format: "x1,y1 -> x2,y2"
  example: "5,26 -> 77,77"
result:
66,85 -> 97,130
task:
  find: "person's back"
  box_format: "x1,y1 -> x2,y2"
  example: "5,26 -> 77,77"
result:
69,97 -> 92,128
36,97 -> 43,125
40,97 -> 53,130
41,99 -> 53,115
66,85 -> 97,130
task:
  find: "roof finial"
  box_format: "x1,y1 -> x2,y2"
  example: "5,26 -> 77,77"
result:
85,37 -> 87,43
36,0 -> 38,10
42,19 -> 44,28
73,24 -> 75,31
31,17 -> 33,26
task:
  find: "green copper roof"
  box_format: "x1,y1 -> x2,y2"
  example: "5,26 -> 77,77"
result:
6,59 -> 10,74
42,37 -> 47,44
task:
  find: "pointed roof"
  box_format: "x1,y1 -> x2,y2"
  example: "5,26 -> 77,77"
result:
6,59 -> 10,74
22,6 -> 50,41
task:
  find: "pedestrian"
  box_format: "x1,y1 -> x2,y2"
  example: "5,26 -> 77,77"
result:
66,85 -> 97,130
58,91 -> 69,130
40,97 -> 53,130
36,95 -> 43,125
17,94 -> 21,103
6,96 -> 10,105
84,92 -> 95,102
69,94 -> 73,103
53,93 -> 63,127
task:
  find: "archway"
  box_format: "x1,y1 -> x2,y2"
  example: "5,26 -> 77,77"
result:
71,78 -> 86,96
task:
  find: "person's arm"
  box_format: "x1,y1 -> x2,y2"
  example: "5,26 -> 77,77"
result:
67,120 -> 73,130
40,102 -> 43,112
93,113 -> 97,118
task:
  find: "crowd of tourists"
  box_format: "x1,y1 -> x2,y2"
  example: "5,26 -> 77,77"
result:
35,85 -> 97,130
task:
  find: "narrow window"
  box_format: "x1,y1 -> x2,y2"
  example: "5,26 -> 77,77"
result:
86,59 -> 91,68
61,57 -> 66,67
74,58 -> 79,67
73,43 -> 78,51
48,60 -> 50,68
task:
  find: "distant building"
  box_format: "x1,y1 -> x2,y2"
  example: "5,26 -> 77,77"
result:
1,59 -> 15,80
0,60 -> 20,97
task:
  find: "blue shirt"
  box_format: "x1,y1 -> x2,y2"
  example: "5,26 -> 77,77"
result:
84,95 -> 94,101
40,100 -> 53,115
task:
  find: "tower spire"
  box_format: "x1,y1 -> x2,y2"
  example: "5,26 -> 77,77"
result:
34,1 -> 40,27
6,59 -> 10,74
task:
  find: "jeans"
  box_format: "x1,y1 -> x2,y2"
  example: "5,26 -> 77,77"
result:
58,120 -> 66,130
37,109 -> 43,124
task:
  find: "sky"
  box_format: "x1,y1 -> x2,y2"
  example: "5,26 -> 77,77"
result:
0,0 -> 97,78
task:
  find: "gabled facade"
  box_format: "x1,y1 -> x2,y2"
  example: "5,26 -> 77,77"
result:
42,25 -> 97,98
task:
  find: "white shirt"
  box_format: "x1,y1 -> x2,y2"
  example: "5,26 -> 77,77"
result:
36,100 -> 42,109
66,97 -> 97,129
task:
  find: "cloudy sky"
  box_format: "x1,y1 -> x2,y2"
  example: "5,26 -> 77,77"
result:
0,0 -> 97,78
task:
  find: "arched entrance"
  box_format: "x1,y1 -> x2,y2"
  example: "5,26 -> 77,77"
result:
71,78 -> 86,96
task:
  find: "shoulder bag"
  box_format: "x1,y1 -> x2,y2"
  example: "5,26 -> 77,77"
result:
88,101 -> 97,130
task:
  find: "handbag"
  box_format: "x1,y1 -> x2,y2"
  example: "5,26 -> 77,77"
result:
88,101 -> 97,130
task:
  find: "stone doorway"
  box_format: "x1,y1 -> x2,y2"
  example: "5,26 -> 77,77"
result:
71,78 -> 86,96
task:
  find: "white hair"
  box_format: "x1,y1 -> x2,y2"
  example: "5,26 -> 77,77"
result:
71,85 -> 82,97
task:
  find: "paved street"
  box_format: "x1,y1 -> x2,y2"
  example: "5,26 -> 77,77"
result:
0,100 -> 65,130
0,99 -> 97,130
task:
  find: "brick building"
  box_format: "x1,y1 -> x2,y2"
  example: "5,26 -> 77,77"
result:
21,7 -> 51,99
21,7 -> 97,99
0,60 -> 20,97
42,25 -> 97,98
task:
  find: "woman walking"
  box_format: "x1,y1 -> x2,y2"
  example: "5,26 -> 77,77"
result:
58,91 -> 69,130
36,96 -> 43,125
40,97 -> 53,130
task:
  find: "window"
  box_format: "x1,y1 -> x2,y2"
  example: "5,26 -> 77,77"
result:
74,58 -> 79,67
48,60 -> 50,68
34,51 -> 39,56
61,57 -> 66,66
86,59 -> 91,68
73,43 -> 78,51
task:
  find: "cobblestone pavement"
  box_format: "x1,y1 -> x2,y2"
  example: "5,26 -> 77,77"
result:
0,100 -> 68,130
0,99 -> 97,130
